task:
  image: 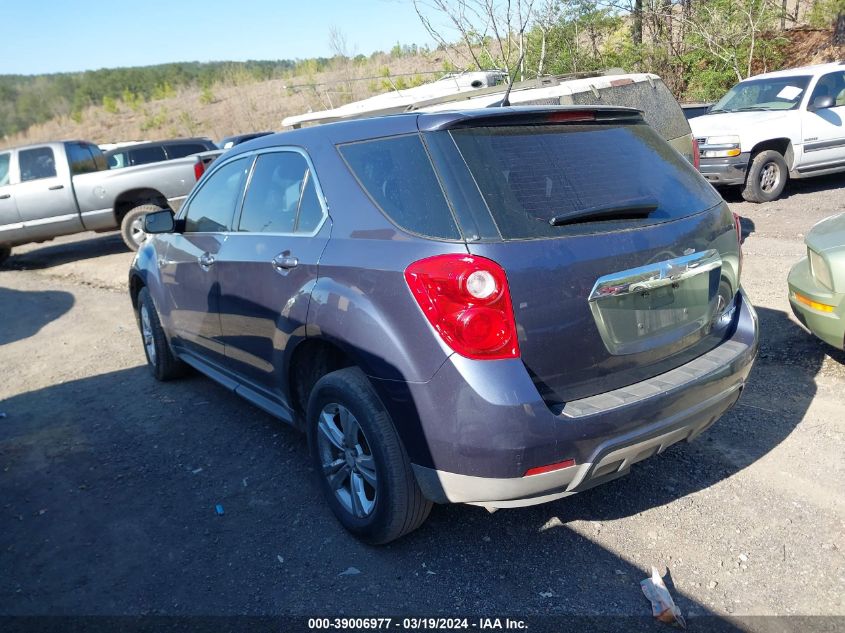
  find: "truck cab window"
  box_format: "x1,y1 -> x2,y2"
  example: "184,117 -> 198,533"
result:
66,143 -> 99,176
19,147 -> 57,182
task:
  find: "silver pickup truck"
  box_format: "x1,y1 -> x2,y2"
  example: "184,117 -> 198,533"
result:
0,140 -> 213,265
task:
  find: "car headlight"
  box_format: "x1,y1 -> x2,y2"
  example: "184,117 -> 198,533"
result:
808,248 -> 834,291
701,135 -> 742,158
706,135 -> 741,145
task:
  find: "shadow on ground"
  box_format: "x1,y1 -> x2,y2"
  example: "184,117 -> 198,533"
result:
3,233 -> 128,270
0,286 -> 74,345
0,305 -> 827,628
718,171 -> 845,203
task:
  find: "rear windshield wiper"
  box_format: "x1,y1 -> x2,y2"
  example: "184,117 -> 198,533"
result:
548,197 -> 659,227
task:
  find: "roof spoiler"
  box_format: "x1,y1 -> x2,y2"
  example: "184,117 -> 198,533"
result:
418,106 -> 643,131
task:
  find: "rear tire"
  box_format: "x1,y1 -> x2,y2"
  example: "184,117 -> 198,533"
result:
307,367 -> 432,544
741,150 -> 788,202
137,287 -> 186,381
120,204 -> 166,251
0,244 -> 10,266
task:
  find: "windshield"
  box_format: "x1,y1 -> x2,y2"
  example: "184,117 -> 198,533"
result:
710,76 -> 811,113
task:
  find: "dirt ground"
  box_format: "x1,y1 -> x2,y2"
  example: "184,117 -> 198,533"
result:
1,173 -> 844,630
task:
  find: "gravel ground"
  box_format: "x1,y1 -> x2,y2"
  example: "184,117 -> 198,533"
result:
1,174 -> 844,630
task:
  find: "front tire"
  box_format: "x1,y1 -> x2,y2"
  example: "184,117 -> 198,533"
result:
307,367 -> 432,544
741,150 -> 788,202
121,204 -> 166,251
137,287 -> 186,381
0,244 -> 10,266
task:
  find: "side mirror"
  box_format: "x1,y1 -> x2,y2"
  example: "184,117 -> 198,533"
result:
143,210 -> 175,234
809,95 -> 834,112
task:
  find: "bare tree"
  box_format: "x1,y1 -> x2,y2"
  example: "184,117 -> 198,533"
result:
836,11 -> 845,46
677,0 -> 779,81
533,0 -> 561,76
328,26 -> 351,59
412,0 -> 537,76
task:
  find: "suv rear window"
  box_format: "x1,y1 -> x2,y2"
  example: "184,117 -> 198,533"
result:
449,123 -> 720,240
338,135 -> 460,240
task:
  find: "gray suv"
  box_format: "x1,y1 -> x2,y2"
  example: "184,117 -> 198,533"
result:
129,107 -> 759,544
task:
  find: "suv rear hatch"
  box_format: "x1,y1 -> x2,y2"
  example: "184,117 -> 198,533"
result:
421,108 -> 740,405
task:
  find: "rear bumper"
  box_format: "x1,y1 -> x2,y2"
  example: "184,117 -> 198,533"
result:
414,376 -> 743,507
388,291 -> 759,507
699,153 -> 750,186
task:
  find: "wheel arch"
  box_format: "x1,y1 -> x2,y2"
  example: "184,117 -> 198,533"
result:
287,338 -> 356,426
114,188 -> 170,224
750,138 -> 794,167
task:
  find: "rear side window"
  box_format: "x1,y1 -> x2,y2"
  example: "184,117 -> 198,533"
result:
19,147 -> 57,182
184,157 -> 251,233
239,152 -> 324,234
129,145 -> 166,165
339,135 -> 460,240
167,143 -> 208,159
66,142 -> 98,175
0,153 -> 10,186
450,123 -> 721,240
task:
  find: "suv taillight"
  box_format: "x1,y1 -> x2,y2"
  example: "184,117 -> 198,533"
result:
692,138 -> 701,171
404,254 -> 520,360
194,160 -> 206,181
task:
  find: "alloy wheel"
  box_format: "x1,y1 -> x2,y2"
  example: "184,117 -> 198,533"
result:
316,403 -> 378,518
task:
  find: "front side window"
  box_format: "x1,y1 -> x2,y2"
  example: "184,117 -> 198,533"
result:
19,147 -> 57,182
107,152 -> 128,169
809,71 -> 845,107
711,76 -> 811,113
183,157 -> 251,233
339,135 -> 460,240
0,153 -> 10,186
238,151 -> 324,234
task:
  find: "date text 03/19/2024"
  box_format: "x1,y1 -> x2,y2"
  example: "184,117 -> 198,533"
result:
307,618 -> 528,630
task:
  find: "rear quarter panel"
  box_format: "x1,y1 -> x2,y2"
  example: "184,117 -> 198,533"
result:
302,136 -> 465,383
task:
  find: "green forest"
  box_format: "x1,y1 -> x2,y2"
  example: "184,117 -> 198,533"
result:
0,60 -> 316,138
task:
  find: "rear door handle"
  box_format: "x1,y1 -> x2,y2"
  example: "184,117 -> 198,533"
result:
198,253 -> 215,268
272,255 -> 299,270
0,194 -> 10,200
48,184 -> 64,191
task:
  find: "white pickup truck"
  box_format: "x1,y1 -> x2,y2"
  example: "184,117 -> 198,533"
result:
691,62 -> 845,202
0,140 -> 216,265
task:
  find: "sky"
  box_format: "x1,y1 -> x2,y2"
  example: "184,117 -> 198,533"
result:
0,0 -> 438,75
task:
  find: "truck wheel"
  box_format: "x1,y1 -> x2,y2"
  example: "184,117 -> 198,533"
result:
741,150 -> 788,203
307,367 -> 432,544
0,244 -> 10,266
137,287 -> 186,381
121,204 -> 165,251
